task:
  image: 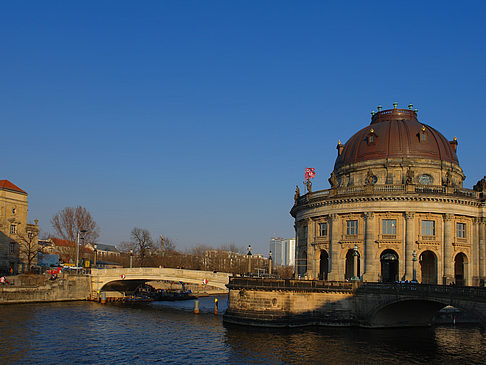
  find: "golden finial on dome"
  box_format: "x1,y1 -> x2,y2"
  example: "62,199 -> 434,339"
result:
370,128 -> 374,133
421,125 -> 426,132
454,136 -> 457,141
338,140 -> 341,145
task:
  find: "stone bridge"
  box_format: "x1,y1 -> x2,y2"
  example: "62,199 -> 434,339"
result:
91,267 -> 231,295
224,278 -> 486,328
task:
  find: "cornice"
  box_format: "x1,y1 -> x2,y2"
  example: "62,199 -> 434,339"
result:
291,194 -> 482,216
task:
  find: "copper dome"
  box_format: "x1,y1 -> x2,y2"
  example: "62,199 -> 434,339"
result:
334,107 -> 459,170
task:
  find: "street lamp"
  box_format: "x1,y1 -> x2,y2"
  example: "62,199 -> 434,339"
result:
268,251 -> 273,276
352,244 -> 359,281
247,245 -> 252,275
412,250 -> 417,282
76,230 -> 87,269
94,244 -> 97,268
129,249 -> 133,269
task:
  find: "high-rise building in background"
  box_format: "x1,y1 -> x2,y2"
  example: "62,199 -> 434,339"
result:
270,237 -> 296,266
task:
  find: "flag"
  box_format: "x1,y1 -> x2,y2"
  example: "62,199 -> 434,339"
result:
305,168 -> 316,181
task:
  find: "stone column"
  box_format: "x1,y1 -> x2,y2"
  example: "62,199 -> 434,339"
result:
480,218 -> 486,286
472,218 -> 480,286
443,213 -> 454,285
328,214 -> 341,281
363,212 -> 377,282
405,212 -> 415,281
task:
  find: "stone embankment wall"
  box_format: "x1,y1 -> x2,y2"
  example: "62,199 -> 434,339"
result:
0,275 -> 91,304
223,278 -> 355,327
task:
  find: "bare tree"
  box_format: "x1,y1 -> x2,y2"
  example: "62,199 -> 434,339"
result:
16,229 -> 40,272
51,206 -> 99,243
130,227 -> 154,266
219,243 -> 244,254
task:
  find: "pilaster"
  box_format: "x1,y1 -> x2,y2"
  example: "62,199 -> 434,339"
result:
328,214 -> 342,281
306,218 -> 316,279
443,213 -> 454,285
472,218 -> 480,286
362,212 -> 378,282
404,212 -> 415,281
480,218 -> 486,286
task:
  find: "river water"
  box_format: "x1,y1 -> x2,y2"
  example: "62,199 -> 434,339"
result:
0,296 -> 485,364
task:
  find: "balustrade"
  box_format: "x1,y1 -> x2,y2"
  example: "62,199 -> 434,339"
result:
294,183 -> 478,206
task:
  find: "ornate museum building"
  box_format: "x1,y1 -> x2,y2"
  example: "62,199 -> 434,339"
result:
291,104 -> 486,286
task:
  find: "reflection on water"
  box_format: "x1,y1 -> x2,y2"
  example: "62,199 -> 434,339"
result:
0,297 -> 484,364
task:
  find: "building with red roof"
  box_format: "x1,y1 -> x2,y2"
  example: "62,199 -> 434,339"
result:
0,180 -> 39,274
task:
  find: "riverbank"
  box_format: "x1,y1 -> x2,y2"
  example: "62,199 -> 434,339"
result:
0,274 -> 90,304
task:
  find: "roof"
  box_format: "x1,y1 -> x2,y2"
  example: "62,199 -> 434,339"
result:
51,238 -> 75,247
0,180 -> 27,194
334,108 -> 459,170
50,238 -> 93,253
95,243 -> 120,253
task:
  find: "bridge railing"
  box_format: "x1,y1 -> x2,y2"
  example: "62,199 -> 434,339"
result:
227,277 -> 353,291
358,282 -> 486,301
227,278 -> 486,300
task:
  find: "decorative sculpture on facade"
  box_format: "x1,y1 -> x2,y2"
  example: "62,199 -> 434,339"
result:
328,171 -> 338,188
442,170 -> 453,187
305,179 -> 312,193
365,169 -> 374,186
473,176 -> 486,192
294,185 -> 300,203
405,166 -> 414,185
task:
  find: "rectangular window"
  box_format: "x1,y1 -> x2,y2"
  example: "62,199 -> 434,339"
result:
457,223 -> 466,239
346,220 -> 358,235
422,220 -> 435,236
9,242 -> 15,254
10,224 -> 16,234
382,219 -> 397,235
319,222 -> 328,237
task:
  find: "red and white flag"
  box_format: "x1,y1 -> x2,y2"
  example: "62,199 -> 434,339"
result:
305,168 -> 316,181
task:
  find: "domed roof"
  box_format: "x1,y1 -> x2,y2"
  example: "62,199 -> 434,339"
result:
334,107 -> 459,170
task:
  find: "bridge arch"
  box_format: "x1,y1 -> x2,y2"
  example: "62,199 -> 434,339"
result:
91,268 -> 231,296
362,295 -> 485,328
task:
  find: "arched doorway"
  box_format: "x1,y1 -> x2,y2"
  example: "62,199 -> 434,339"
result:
454,253 -> 468,286
319,250 -> 329,280
345,249 -> 360,280
419,250 -> 437,284
380,250 -> 399,283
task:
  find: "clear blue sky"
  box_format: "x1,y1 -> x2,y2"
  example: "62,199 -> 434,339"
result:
1,1 -> 485,254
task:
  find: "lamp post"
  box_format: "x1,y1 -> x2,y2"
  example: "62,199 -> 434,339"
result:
129,249 -> 133,269
75,230 -> 87,269
268,251 -> 272,276
352,244 -> 359,281
94,244 -> 97,268
247,245 -> 252,275
412,250 -> 417,282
